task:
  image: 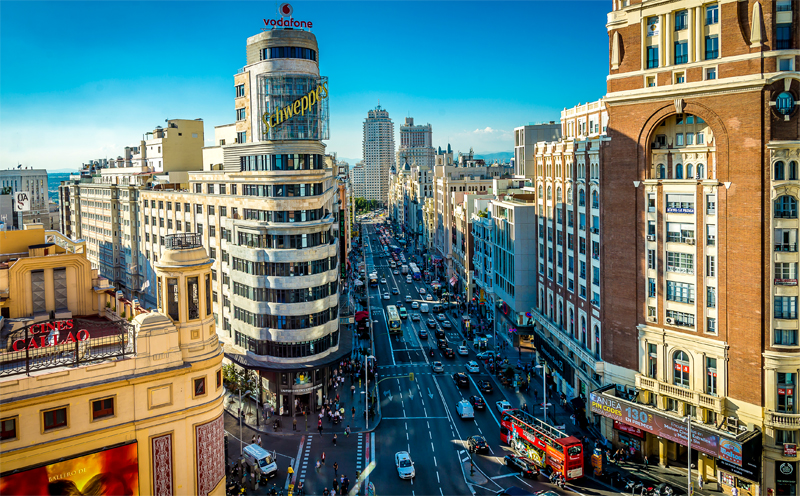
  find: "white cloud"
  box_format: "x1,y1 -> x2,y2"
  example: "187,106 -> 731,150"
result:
473,127 -> 498,134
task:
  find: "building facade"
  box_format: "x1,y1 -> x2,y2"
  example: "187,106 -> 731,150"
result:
362,105 -> 395,203
397,117 -> 435,169
0,169 -> 50,230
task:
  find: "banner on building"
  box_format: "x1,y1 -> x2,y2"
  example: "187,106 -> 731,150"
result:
13,192 -> 30,212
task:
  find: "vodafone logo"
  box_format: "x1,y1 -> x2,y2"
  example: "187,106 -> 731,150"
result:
279,3 -> 293,16
264,3 -> 312,30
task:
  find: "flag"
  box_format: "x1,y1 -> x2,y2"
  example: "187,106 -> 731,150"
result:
141,279 -> 151,292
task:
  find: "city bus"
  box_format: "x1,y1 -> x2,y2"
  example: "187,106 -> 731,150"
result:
500,408 -> 584,480
409,263 -> 421,280
369,273 -> 378,287
386,305 -> 402,334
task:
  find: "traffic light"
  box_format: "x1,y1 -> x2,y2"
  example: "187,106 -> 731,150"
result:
409,372 -> 415,382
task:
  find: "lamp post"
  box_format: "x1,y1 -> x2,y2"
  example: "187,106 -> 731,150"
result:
365,355 -> 376,430
535,362 -> 549,423
239,388 -> 252,454
684,415 -> 692,496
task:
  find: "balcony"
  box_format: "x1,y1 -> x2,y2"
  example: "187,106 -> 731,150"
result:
765,410 -> 800,429
776,243 -> 798,252
635,374 -> 724,413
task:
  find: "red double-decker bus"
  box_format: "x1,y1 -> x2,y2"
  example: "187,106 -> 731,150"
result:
500,408 -> 584,480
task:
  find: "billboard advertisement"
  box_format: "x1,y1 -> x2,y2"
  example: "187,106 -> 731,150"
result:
0,443 -> 139,495
590,391 -> 742,466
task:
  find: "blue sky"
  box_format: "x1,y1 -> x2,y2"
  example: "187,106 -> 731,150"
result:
0,1 -> 610,170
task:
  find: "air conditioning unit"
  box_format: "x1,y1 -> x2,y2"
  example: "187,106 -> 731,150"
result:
666,317 -> 674,324
647,235 -> 656,241
686,238 -> 695,245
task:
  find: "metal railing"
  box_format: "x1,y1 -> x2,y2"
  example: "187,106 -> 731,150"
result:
164,233 -> 203,250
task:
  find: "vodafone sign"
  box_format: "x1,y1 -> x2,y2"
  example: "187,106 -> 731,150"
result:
264,3 -> 313,29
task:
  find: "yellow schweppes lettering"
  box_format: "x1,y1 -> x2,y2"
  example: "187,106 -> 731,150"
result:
262,81 -> 329,135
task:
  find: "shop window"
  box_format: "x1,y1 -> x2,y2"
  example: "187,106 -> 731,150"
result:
92,397 -> 114,420
673,350 -> 690,388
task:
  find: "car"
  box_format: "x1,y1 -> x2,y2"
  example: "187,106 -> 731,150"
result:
394,451 -> 415,479
426,318 -> 437,329
469,395 -> 486,410
434,328 -> 445,340
425,294 -> 434,301
441,321 -> 452,330
418,287 -> 426,294
496,400 -> 513,413
652,483 -> 674,496
383,293 -> 390,300
458,345 -> 469,356
418,329 -> 428,339
437,338 -> 447,349
466,361 -> 480,373
381,278 -> 387,284
503,455 -> 538,479
411,313 -> 421,321
411,301 -> 419,309
393,270 -> 400,275
392,287 -> 399,294
431,361 -> 444,373
405,295 -> 412,302
468,435 -> 490,454
443,347 -> 455,358
453,372 -> 469,388
478,380 -> 493,393
476,351 -> 496,360
436,313 -> 446,321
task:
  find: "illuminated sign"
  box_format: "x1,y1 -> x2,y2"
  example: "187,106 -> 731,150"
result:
11,319 -> 91,351
263,4 -> 312,30
261,82 -> 329,134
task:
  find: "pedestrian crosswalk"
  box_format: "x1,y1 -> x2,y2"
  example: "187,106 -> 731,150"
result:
299,435 -> 312,484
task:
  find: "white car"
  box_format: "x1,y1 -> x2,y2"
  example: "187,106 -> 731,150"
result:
395,451 -> 415,479
381,278 -> 387,284
466,361 -> 480,373
383,293 -> 390,300
411,313 -> 421,321
431,361 -> 444,373
437,313 -> 446,321
418,287 -> 426,294
411,301 -> 420,309
405,295 -> 412,302
496,400 -> 513,413
425,294 -> 433,301
458,345 -> 469,356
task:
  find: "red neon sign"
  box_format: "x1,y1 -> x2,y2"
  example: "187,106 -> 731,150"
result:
11,319 -> 91,351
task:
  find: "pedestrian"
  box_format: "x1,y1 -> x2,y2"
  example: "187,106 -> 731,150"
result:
257,435 -> 262,447
352,406 -> 356,419
523,402 -> 528,413
333,433 -> 338,446
323,487 -> 329,496
698,476 -> 704,491
351,384 -> 356,396
251,435 -> 256,445
316,460 -> 321,473
732,486 -> 739,496
293,417 -> 297,431
570,413 -> 576,425
321,452 -> 326,465
346,425 -> 351,437
318,424 -> 324,436
643,455 -> 649,471
333,477 -> 339,492
334,462 -> 339,476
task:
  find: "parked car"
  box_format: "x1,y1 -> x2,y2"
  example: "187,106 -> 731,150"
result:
469,395 -> 486,410
453,372 -> 469,388
478,380 -> 493,393
466,361 -> 480,373
468,435 -> 489,454
503,455 -> 538,479
394,451 -> 415,479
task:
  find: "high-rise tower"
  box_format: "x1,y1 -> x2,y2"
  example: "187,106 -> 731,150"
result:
362,105 -> 395,203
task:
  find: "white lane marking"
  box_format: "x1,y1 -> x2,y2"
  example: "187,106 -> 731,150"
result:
437,472 -> 440,483
429,431 -> 432,439
467,374 -> 501,427
381,416 -> 448,420
431,442 -> 435,452
491,473 -> 521,480
434,456 -> 437,467
406,432 -> 409,440
461,456 -> 470,462
515,476 -> 534,488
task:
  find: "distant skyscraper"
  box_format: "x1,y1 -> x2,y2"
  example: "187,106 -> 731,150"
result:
397,117 -> 434,169
362,105 -> 395,203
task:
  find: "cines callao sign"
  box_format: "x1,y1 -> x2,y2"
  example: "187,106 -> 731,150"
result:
261,81 -> 329,135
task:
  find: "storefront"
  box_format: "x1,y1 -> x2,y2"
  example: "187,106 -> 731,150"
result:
614,420 -> 644,456
533,333 -> 575,400
777,461 -> 797,496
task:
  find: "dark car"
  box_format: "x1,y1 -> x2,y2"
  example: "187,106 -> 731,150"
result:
443,347 -> 455,358
418,329 -> 428,339
434,328 -> 445,340
437,338 -> 447,349
478,380 -> 493,394
453,372 -> 469,388
469,395 -> 486,410
503,455 -> 538,479
427,319 -> 437,329
467,435 -> 489,454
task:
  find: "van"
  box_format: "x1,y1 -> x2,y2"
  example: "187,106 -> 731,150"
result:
420,303 -> 429,313
456,399 -> 474,419
242,444 -> 278,478
432,304 -> 443,313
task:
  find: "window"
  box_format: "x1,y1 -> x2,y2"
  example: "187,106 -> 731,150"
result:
776,329 -> 799,346
777,429 -> 796,446
707,195 -> 716,215
792,162 -> 799,181
236,108 -> 246,121
667,309 -> 695,327
647,46 -> 659,69
648,193 -> 656,212
648,278 -> 657,297
775,296 -> 798,319
780,58 -> 795,71
707,317 -> 717,335
92,397 -> 114,420
777,24 -> 792,50
775,196 -> 798,218
648,221 -> 656,236
707,255 -> 716,276
676,133 -> 685,147
705,36 -> 719,59
707,286 -> 716,308
705,67 -> 717,80
707,224 -> 716,245
1,417 -> 17,440
776,92 -> 797,116
666,252 -> 694,274
648,343 -> 658,378
237,131 -> 247,144
667,194 -> 694,213
705,4 -> 718,24
167,278 -> 179,321
194,377 -> 206,397
776,262 -> 798,282
667,222 -> 695,243
675,72 -> 686,84
647,76 -> 657,87
674,41 -> 688,64
217,369 -> 222,389
235,84 -> 245,97
43,407 -> 67,431
673,350 -> 690,388
778,373 -> 796,413
667,280 -> 695,303
648,249 -> 656,269
706,357 -> 717,395
686,134 -> 694,146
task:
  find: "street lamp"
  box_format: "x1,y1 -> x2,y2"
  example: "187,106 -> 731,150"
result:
239,388 -> 253,454
684,415 -> 692,496
365,355 -> 376,430
535,363 -> 549,423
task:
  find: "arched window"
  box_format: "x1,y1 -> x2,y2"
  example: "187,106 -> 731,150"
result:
657,164 -> 666,179
579,190 -> 586,207
776,161 -> 786,181
686,164 -> 693,179
675,164 -> 683,179
547,186 -> 552,200
791,161 -> 798,181
538,185 -> 543,197
697,163 -> 705,180
592,191 -> 599,209
566,187 -> 573,205
556,187 -> 562,203
775,195 -> 798,218
580,316 -> 587,348
593,325 -> 601,357
673,351 -> 690,387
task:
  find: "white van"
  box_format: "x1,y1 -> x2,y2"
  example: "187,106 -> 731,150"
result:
456,400 -> 474,419
420,303 -> 429,313
243,444 -> 278,478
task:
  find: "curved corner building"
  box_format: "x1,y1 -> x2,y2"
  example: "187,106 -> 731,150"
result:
218,24 -> 342,416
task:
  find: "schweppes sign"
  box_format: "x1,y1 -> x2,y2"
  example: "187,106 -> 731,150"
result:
261,81 -> 329,134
